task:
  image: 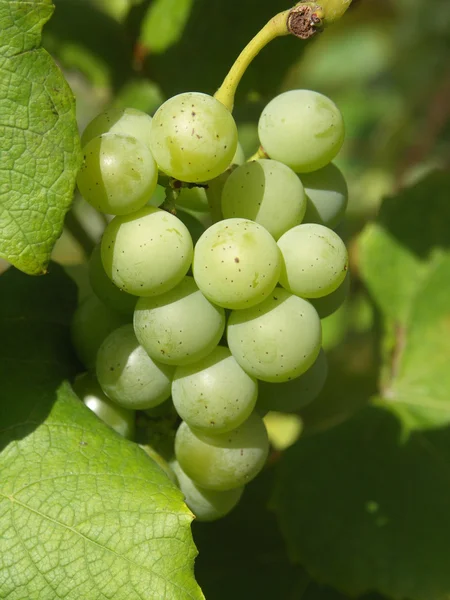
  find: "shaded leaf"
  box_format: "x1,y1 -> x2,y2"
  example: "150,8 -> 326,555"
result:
359,171 -> 450,324
273,403 -> 450,600
194,468 -> 308,600
194,467 -> 387,600
0,264 -> 203,600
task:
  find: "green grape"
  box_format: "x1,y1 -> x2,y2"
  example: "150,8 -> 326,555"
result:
232,142 -> 246,166
144,398 -> 175,418
171,460 -> 244,522
73,372 -> 135,439
221,159 -> 307,240
89,245 -> 136,315
101,206 -> 193,297
257,348 -> 328,413
77,134 -> 158,215
227,288 -> 321,383
258,90 -> 345,173
150,92 -> 238,183
71,295 -> 129,370
148,184 -> 166,208
96,324 -> 174,410
134,276 -> 225,366
301,163 -> 348,228
278,223 -> 348,299
175,412 -> 269,491
172,346 -> 258,434
205,171 -> 230,222
176,209 -> 206,245
176,186 -> 209,212
310,270 -> 350,319
193,218 -> 281,309
81,107 -> 153,149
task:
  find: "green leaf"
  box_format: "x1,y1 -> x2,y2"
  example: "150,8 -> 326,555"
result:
273,403 -> 450,600
360,171 -> 450,429
139,0 -> 194,54
0,0 -> 82,275
359,171 -> 450,324
272,176 -> 450,600
0,265 -> 203,600
386,255 -> 450,430
194,468 -> 386,600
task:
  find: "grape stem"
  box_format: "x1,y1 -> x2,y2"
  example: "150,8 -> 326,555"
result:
320,0 -> 353,25
247,146 -> 268,163
214,9 -> 291,112
214,0 -> 353,112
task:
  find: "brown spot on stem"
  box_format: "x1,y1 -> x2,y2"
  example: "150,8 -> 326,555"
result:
287,3 -> 323,39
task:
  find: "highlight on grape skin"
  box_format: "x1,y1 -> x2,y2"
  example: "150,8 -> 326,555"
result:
150,92 -> 238,183
258,89 -> 345,173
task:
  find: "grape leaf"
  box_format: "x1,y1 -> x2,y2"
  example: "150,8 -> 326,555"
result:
359,170 -> 450,324
272,176 -> 450,600
194,469 -> 308,600
194,468 -> 386,600
0,0 -> 82,275
273,402 -> 450,600
0,264 -> 203,600
139,0 -> 194,54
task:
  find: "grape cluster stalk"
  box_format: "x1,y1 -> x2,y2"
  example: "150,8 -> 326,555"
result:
72,1 -> 352,522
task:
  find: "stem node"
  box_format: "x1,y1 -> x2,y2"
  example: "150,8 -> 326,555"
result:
287,3 -> 324,40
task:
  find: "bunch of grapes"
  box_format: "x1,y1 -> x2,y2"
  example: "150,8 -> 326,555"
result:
72,87 -> 348,523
